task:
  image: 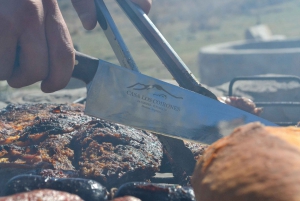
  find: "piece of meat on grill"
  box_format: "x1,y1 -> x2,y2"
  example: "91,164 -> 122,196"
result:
184,141 -> 209,161
157,135 -> 208,186
5,175 -> 108,201
0,103 -> 163,195
114,182 -> 195,201
0,104 -> 91,170
73,119 -> 163,189
0,189 -> 83,201
0,103 -> 89,195
218,96 -> 263,116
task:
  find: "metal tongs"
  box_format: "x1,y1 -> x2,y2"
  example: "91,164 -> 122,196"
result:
73,0 -> 217,100
72,0 -> 277,143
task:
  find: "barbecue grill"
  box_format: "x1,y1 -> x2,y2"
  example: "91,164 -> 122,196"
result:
229,75 -> 300,126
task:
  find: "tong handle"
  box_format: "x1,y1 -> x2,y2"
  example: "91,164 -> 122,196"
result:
95,0 -> 139,72
116,0 -> 217,100
72,51 -> 99,85
73,0 -> 137,86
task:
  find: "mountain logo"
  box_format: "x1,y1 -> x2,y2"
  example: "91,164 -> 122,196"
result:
127,83 -> 183,99
153,94 -> 167,99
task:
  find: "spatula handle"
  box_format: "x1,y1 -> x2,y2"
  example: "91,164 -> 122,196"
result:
72,51 -> 99,85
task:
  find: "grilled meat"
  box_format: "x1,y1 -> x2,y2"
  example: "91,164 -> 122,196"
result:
5,175 -> 108,201
0,103 -> 163,195
0,189 -> 83,201
157,135 -> 208,186
114,182 -> 195,201
0,104 -> 90,170
73,119 -> 163,189
218,96 -> 263,116
183,141 -> 208,161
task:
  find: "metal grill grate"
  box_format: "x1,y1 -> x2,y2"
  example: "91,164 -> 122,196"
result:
228,76 -> 300,126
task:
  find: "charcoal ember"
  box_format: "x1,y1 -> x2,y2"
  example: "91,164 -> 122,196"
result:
4,174 -> 108,201
0,103 -> 163,195
73,120 -> 163,189
114,182 -> 195,201
0,189 -> 83,201
218,96 -> 263,116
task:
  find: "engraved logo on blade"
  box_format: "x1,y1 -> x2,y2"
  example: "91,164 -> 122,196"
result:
153,94 -> 167,99
126,83 -> 182,113
127,83 -> 183,99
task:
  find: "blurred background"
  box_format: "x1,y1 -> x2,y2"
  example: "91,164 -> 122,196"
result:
58,0 -> 300,81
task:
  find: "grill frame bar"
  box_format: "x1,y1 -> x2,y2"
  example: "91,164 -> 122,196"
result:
228,75 -> 300,126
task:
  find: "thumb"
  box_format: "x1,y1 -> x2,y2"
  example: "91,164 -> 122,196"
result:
71,0 -> 97,30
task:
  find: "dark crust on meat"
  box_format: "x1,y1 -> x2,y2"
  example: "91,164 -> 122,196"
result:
0,104 -> 90,169
0,103 -> 163,190
158,135 -> 208,186
73,120 -> 163,189
37,169 -> 79,178
184,141 -> 208,161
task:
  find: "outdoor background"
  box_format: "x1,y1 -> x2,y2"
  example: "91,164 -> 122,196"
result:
58,0 -> 300,81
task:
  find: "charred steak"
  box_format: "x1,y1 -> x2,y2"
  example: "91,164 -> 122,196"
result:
0,103 -> 163,194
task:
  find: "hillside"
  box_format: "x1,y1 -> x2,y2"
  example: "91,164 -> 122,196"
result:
58,0 -> 300,80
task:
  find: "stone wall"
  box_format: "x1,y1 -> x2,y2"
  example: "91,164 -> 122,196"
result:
198,38 -> 300,86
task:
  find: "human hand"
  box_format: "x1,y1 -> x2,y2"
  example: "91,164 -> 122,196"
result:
0,0 -> 74,93
71,0 -> 152,30
0,0 -> 151,93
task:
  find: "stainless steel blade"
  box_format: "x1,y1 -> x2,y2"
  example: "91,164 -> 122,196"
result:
85,61 -> 277,145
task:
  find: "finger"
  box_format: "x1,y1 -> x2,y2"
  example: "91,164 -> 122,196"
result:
7,35 -> 48,88
131,0 -> 152,14
6,1 -> 49,88
42,0 -> 74,93
71,0 -> 97,30
0,5 -> 18,80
